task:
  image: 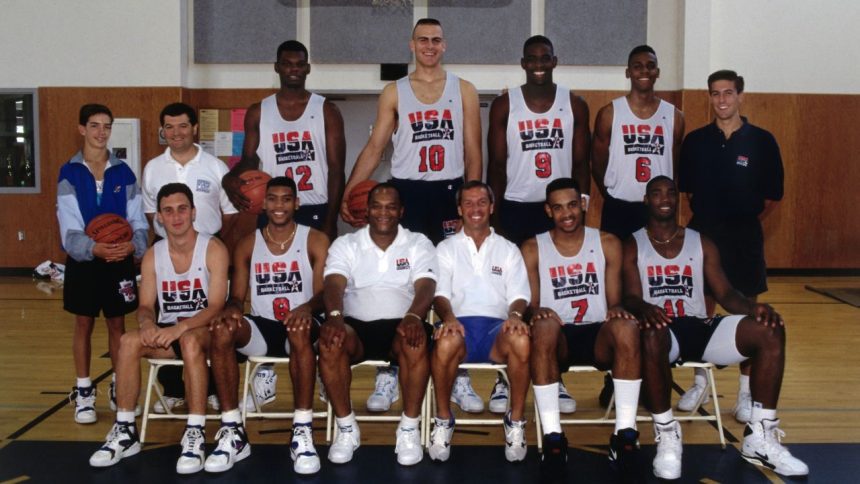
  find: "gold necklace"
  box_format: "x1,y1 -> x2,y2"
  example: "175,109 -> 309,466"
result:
647,227 -> 681,245
265,224 -> 297,251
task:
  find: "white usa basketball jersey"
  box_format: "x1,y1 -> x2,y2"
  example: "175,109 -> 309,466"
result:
257,94 -> 329,205
391,73 -> 464,181
633,228 -> 707,319
604,97 -> 675,201
249,225 -> 314,321
537,228 -> 607,325
505,85 -> 574,203
155,234 -> 212,325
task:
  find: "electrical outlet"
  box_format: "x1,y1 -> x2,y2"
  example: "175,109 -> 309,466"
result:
17,230 -> 25,241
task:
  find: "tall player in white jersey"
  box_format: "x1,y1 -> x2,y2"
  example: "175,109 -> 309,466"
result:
592,45 -> 684,241
340,18 -> 482,243
522,178 -> 641,480
622,176 -> 808,480
488,35 -> 591,247
206,176 -> 329,475
223,40 -> 345,240
89,183 -> 229,474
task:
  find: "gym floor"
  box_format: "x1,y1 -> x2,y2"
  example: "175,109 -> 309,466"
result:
1,275 -> 858,483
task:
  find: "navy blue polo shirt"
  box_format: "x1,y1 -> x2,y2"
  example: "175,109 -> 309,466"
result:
678,117 -> 783,221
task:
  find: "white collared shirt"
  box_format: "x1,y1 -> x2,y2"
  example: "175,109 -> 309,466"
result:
435,228 -> 530,319
142,144 -> 237,237
324,225 -> 438,321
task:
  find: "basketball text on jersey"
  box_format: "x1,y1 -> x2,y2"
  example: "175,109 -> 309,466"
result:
548,263 -> 600,300
408,110 -> 455,142
254,260 -> 304,295
272,131 -> 316,164
621,125 -> 665,155
646,264 -> 694,298
518,119 -> 565,151
161,279 -> 208,312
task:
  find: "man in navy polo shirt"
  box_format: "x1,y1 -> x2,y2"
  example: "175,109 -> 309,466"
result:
677,70 -> 784,423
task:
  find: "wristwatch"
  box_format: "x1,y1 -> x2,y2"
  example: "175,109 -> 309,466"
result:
328,310 -> 342,318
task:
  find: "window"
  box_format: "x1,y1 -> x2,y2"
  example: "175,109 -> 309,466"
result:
0,89 -> 39,193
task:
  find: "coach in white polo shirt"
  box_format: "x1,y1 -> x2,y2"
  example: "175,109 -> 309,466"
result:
427,180 -> 531,464
142,103 -> 238,239
319,182 -> 436,467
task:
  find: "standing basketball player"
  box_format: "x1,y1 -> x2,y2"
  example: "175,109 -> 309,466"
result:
592,45 -> 684,241
89,183 -> 229,474
223,40 -> 345,240
205,177 -> 328,475
58,104 -> 148,425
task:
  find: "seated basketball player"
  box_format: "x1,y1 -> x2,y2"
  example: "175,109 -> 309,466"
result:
89,183 -> 228,474
623,176 -> 808,479
205,177 -> 328,475
523,178 -> 641,479
428,181 -> 531,463
319,183 -> 436,466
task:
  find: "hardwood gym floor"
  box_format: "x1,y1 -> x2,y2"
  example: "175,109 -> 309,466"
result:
0,275 -> 858,483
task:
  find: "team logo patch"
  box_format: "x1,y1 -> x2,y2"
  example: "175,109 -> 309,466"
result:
408,109 -> 455,142
491,265 -> 503,276
396,258 -> 411,270
548,263 -> 600,299
517,118 -> 565,151
272,131 -> 316,164
646,264 -> 694,298
196,179 -> 211,193
254,261 -> 303,295
113,185 -> 122,193
621,124 -> 665,155
118,279 -> 136,303
736,155 -> 749,167
442,219 -> 459,237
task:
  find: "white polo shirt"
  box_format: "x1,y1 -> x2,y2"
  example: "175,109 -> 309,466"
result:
435,228 -> 530,320
142,144 -> 238,237
324,225 -> 438,321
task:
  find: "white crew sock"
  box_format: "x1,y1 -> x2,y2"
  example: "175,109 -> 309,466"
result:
187,414 -> 206,427
336,412 -> 356,428
116,411 -> 136,424
652,409 -> 674,425
534,383 -> 561,434
400,413 -> 420,430
77,377 -> 93,388
613,378 -> 642,432
693,368 -> 707,388
221,408 -> 241,425
738,374 -> 751,394
294,408 -> 313,426
750,404 -> 776,423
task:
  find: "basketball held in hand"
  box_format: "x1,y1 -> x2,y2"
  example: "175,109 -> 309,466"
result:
239,170 -> 272,215
86,213 -> 133,244
347,179 -> 379,221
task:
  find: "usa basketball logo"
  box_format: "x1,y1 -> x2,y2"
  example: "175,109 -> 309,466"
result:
736,155 -> 749,167
548,263 -> 600,299
622,124 -> 665,155
518,118 -> 565,151
491,266 -> 503,276
254,260 -> 304,295
408,109 -> 455,142
161,278 -> 208,313
646,264 -> 694,298
396,258 -> 411,270
272,131 -> 316,164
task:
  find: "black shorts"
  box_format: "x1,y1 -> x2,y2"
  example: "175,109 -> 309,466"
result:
257,203 -> 328,231
242,314 -> 320,357
390,177 -> 462,244
560,323 -> 603,368
689,216 -> 767,297
156,322 -> 183,359
599,194 -> 647,241
669,316 -> 725,363
499,199 -> 554,247
345,317 -> 431,362
63,255 -> 139,318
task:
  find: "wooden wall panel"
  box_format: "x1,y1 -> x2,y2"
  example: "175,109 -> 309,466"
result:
1,88 -> 856,269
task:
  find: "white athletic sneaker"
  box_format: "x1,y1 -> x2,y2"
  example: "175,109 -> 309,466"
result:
107,379 -> 142,416
176,425 -> 206,474
203,422 -> 251,473
290,423 -> 321,474
244,366 -> 277,411
452,369 -> 484,413
317,372 -> 328,403
503,412 -> 527,462
153,396 -> 186,414
366,366 -> 399,412
89,421 -> 141,467
677,383 -> 710,412
488,375 -> 509,414
71,385 -> 97,424
328,422 -> 361,464
741,419 -> 808,476
653,420 -> 683,480
428,416 -> 455,462
208,395 -> 221,411
733,392 -> 752,423
558,381 -> 577,414
395,424 -> 424,465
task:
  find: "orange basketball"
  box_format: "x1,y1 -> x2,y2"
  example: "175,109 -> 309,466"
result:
86,213 -> 133,244
239,170 -> 272,215
347,179 -> 379,221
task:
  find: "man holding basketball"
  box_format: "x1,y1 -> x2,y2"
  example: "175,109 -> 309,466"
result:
205,176 -> 329,475
57,103 -> 148,425
223,40 -> 345,240
89,183 -> 229,474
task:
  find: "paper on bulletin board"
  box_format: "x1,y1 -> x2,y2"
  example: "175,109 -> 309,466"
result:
232,132 -> 245,156
214,132 -> 233,156
199,109 -> 219,141
200,141 -> 216,156
231,109 -> 247,132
